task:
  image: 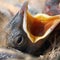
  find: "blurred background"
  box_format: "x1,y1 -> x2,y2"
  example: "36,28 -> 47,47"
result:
0,0 -> 60,15
0,0 -> 46,12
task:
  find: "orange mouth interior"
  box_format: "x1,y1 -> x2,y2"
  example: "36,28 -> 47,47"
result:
24,11 -> 60,43
27,12 -> 59,36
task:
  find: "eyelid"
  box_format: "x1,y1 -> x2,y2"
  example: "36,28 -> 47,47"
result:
17,36 -> 23,45
15,34 -> 24,45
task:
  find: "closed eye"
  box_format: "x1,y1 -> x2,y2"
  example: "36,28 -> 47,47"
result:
16,36 -> 23,45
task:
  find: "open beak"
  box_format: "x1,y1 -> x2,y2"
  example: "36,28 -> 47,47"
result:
23,10 -> 60,43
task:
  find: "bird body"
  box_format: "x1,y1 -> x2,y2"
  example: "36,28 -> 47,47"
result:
0,0 -> 60,57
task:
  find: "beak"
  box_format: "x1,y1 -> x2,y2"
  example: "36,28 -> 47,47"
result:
23,11 -> 60,43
